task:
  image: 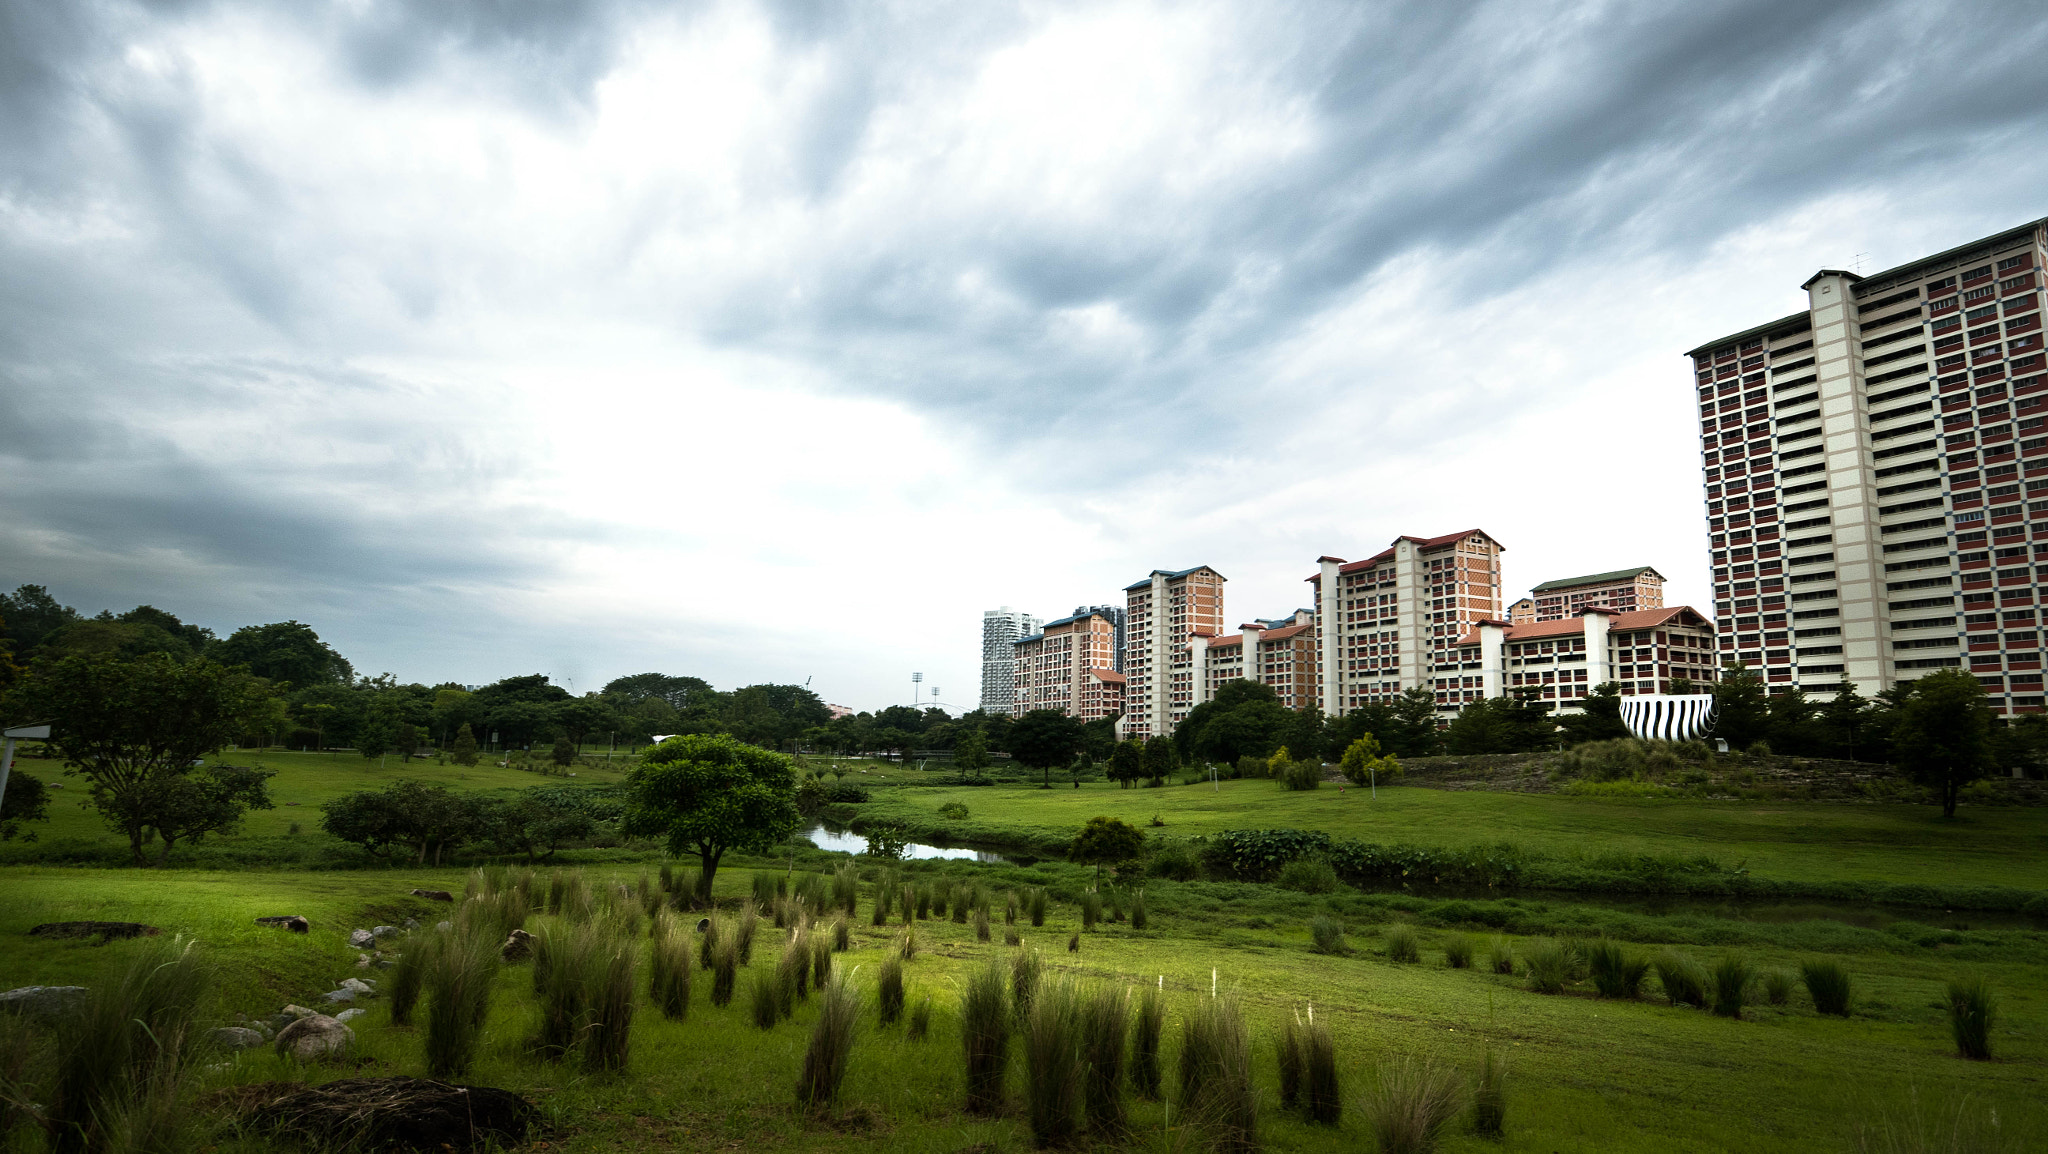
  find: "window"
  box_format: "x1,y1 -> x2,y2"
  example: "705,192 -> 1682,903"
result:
1966,264 -> 1994,281
1998,254 -> 2032,273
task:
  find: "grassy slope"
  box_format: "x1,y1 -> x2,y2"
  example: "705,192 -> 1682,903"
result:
0,865 -> 2041,1153
859,778 -> 2048,889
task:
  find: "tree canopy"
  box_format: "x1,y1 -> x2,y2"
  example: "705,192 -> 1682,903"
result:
213,620 -> 354,687
622,733 -> 802,898
1068,815 -> 1145,878
1009,709 -> 1084,788
1891,668 -> 1993,818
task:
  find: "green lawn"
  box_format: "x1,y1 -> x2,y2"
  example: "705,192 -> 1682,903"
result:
859,779 -> 2048,891
0,863 -> 2040,1152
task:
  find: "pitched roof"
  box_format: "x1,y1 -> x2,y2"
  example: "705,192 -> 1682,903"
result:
1123,565 -> 1226,592
1452,605 -> 1711,646
1529,566 -> 1665,594
1318,529 -> 1500,577
1088,669 -> 1126,684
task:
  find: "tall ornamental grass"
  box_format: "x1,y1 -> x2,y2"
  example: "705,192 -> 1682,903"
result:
1587,940 -> 1650,999
1712,953 -> 1755,1019
1524,938 -> 1572,994
832,862 -> 859,915
1131,891 -> 1149,931
698,913 -> 723,971
48,936 -> 209,1154
1385,924 -> 1420,963
1023,980 -> 1085,1148
649,910 -> 692,1021
1471,1049 -> 1508,1139
711,938 -> 738,1008
1080,986 -> 1130,1135
1947,976 -> 1996,1060
1802,959 -> 1853,1016
1277,1016 -> 1303,1110
1310,916 -> 1347,956
962,960 -> 1012,1115
1178,995 -> 1256,1154
1442,934 -> 1473,970
424,924 -> 500,1077
798,972 -> 862,1108
1081,891 -> 1102,930
878,956 -> 905,1025
583,918 -> 638,1070
1365,1057 -> 1462,1154
1301,1011 -> 1339,1126
1028,887 -> 1049,927
737,901 -> 759,965
750,969 -> 781,1030
1488,936 -> 1514,975
1131,985 -> 1164,1100
1012,949 -> 1044,1024
1655,951 -> 1709,1008
388,928 -> 440,1026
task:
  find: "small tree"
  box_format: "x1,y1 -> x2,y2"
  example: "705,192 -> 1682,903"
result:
622,734 -> 802,900
1069,816 -> 1145,882
395,723 -> 420,762
1265,746 -> 1292,779
479,791 -> 598,863
551,734 -> 577,769
0,770 -> 50,841
143,763 -> 275,865
1011,710 -> 1085,789
1712,664 -> 1771,749
1892,668 -> 1993,818
954,729 -> 989,779
1140,736 -> 1178,786
450,723 -> 480,766
1338,734 -> 1400,786
1108,738 -> 1144,788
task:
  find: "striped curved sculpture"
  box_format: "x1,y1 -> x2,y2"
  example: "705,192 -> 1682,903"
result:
1618,694 -> 1716,742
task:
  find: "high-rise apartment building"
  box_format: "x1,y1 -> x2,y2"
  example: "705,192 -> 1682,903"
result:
1526,567 -> 1665,621
980,607 -> 1043,714
1123,566 -> 1226,738
1191,609 -> 1320,710
1508,597 -> 1536,623
1448,606 -> 1719,708
1308,531 -> 1505,717
1687,219 -> 2047,711
1011,609 -> 1125,721
1071,605 -> 1128,672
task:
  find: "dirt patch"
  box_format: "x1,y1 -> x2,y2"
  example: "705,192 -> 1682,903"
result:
210,1076 -> 535,1151
28,921 -> 160,942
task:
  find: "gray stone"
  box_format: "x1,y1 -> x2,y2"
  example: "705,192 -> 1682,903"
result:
403,917 -> 420,929
371,925 -> 399,939
500,928 -> 535,962
347,928 -> 375,949
208,1026 -> 266,1051
339,978 -> 377,996
280,1003 -> 319,1019
435,921 -> 452,933
318,987 -> 355,1004
0,986 -> 88,1025
274,1014 -> 354,1063
333,1008 -> 365,1023
253,915 -> 310,933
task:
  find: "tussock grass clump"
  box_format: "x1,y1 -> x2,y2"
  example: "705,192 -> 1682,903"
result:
737,901 -> 759,965
872,885 -> 891,926
878,956 -> 905,1025
48,935 -> 209,1154
531,924 -> 582,1059
750,969 -> 782,1030
698,912 -> 722,971
832,914 -> 850,952
975,906 -> 992,942
1081,986 -> 1130,1135
671,868 -> 700,909
1471,1049 -> 1508,1139
582,920 -> 638,1070
1947,975 -> 1996,1060
1366,1057 -> 1462,1154
424,925 -> 500,1077
659,862 -> 674,893
1488,936 -> 1514,975
1277,1016 -> 1303,1109
1028,887 -> 1049,927
1277,857 -> 1338,893
798,972 -> 862,1108
1178,995 -> 1256,1154
900,884 -> 916,928
1711,953 -> 1755,1019
916,885 -> 932,920
1006,892 -> 1018,925
547,870 -> 568,914
898,923 -> 920,962
1802,959 -> 1853,1016
1442,934 -> 1473,970
832,862 -> 859,916
951,886 -> 970,924
1012,949 -> 1044,1023
963,960 -> 1012,1115
1761,968 -> 1793,1006
811,932 -> 833,991
1302,1012 -> 1339,1126
1023,980 -> 1085,1147
779,929 -> 811,1007
1656,951 -> 1710,1008
711,938 -> 738,1008
1587,940 -> 1650,999
1068,933 -> 1080,953
1081,890 -> 1102,930
1131,985 -> 1164,1100
1005,929 -> 1023,947
1524,938 -> 1573,994
1310,916 -> 1347,956
1385,924 -> 1420,963
388,930 -> 439,1026
1131,891 -> 1149,931
909,996 -> 932,1041
753,870 -> 778,909
649,910 -> 692,1021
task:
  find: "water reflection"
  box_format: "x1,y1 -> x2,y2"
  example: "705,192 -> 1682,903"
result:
803,824 -> 1014,864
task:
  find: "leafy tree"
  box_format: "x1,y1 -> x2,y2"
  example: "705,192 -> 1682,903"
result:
953,729 -> 989,779
1079,715 -> 1120,763
1711,664 -> 1770,749
1264,746 -> 1293,779
1820,683 -> 1877,761
9,653 -> 273,864
1892,669 -> 1993,818
1141,734 -> 1179,786
1,770 -> 49,840
552,695 -> 617,748
1444,691 -> 1555,755
0,585 -> 80,655
39,618 -> 195,662
1556,682 -> 1630,745
1766,688 -> 1822,755
1338,734 -> 1401,786
1068,815 -> 1145,881
213,620 -> 353,688
478,790 -> 599,863
1175,680 -> 1291,762
622,734 -> 801,900
394,723 -> 420,761
1385,687 -> 1444,757
1009,709 -> 1085,788
602,672 -> 714,713
321,779 -> 481,864
1991,713 -> 2048,780
550,734 -> 576,768
1107,738 -> 1144,789
432,687 -> 479,744
140,763 -> 274,866
450,723 -> 480,766
484,700 -> 556,748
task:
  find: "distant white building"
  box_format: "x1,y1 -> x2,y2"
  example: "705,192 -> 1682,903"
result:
981,607 -> 1043,714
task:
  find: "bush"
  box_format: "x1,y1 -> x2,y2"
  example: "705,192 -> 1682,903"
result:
1488,936 -> 1514,975
1024,980 -> 1085,1147
1551,737 -> 1687,783
878,956 -> 904,1025
1234,755 -> 1263,780
1148,839 -> 1202,881
1282,757 -> 1322,791
1711,953 -> 1754,1019
1524,938 -> 1572,994
938,801 -> 970,820
1947,976 -> 1996,1060
1587,940 -> 1649,999
1278,857 -> 1339,893
1132,985 -> 1165,1100
1442,934 -> 1473,970
1310,916 -> 1348,956
1656,951 -> 1710,1008
1472,1049 -> 1507,1139
1801,959 -> 1853,1016
1179,996 -> 1256,1154
798,972 -> 861,1108
1385,925 -> 1421,964
1365,1056 -> 1462,1154
963,960 -> 1012,1114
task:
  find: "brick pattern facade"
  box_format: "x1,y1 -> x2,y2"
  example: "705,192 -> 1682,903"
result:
1011,610 -> 1124,722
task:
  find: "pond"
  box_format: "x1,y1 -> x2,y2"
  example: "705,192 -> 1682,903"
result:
802,822 -> 1023,865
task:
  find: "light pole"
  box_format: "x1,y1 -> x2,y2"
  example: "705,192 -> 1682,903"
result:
911,671 -> 922,708
1,724 -> 52,818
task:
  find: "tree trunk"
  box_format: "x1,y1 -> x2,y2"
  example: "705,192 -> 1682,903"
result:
1944,776 -> 1959,818
156,834 -> 178,868
698,846 -> 723,902
128,825 -> 149,866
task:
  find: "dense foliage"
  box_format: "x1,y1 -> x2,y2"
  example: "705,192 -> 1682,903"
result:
622,734 -> 802,898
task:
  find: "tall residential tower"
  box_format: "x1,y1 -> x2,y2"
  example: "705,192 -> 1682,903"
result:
980,607 -> 1043,714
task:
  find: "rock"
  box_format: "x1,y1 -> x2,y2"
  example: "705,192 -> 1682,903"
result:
356,953 -> 374,969
208,1026 -> 266,1051
319,988 -> 355,1004
403,917 -> 420,930
0,985 -> 88,1024
253,915 -> 311,933
275,1014 -> 354,1063
371,925 -> 399,940
27,921 -> 159,942
500,928 -> 536,962
280,1004 -> 319,1019
435,921 -> 452,933
347,929 -> 375,949
340,978 -> 377,996
334,1008 -> 365,1023
411,889 -> 454,902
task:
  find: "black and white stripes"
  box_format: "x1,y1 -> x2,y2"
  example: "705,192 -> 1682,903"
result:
1618,694 -> 1716,741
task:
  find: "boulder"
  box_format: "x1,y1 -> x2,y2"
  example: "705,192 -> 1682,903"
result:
347,929 -> 375,949
275,1014 -> 355,1063
319,988 -> 355,1004
340,978 -> 378,996
334,1008 -> 365,1023
371,925 -> 399,940
254,916 -> 311,933
0,985 -> 88,1024
500,928 -> 536,962
208,1026 -> 266,1051
411,889 -> 455,902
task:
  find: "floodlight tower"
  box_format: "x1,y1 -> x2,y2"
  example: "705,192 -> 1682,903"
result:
911,671 -> 922,708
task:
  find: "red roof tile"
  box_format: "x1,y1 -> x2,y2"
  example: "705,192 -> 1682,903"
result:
1452,605 -> 1711,646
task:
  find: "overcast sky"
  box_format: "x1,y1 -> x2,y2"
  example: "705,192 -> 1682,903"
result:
4,1 -> 2046,711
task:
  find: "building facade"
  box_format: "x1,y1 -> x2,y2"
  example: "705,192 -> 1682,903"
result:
1447,606 -> 1719,710
980,606 -> 1043,714
1190,609 -> 1319,710
1123,566 -> 1226,738
1071,604 -> 1128,672
1687,218 -> 2048,712
1306,530 -> 1506,717
1526,567 -> 1665,621
1011,609 -> 1124,721
1508,597 -> 1536,624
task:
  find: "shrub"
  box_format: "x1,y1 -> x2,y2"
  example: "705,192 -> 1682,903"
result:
1471,1049 -> 1507,1139
1081,986 -> 1130,1135
1801,959 -> 1853,1017
1366,1057 -> 1462,1154
908,995 -> 932,1041
1013,949 -> 1044,1023
1587,940 -> 1649,999
1234,755 -> 1263,780
1132,985 -> 1164,1100
750,969 -> 781,1030
1656,951 -> 1710,1008
1277,857 -> 1339,893
650,911 -> 692,1021
1028,887 -> 1049,927
1947,976 -> 1996,1060
47,935 -> 209,1154
1385,925 -> 1421,964
1524,939 -> 1572,994
1761,968 -> 1792,1006
878,956 -> 905,1025
1488,936 -> 1514,975
1131,891 -> 1149,931
798,972 -> 861,1108
1711,953 -> 1754,1019
1282,757 -> 1322,791
1147,839 -> 1202,881
388,929 -> 438,1026
1082,890 -> 1102,929
711,938 -> 737,1007
1178,995 -> 1256,1154
975,906 -> 992,942
1024,979 -> 1085,1147
1442,934 -> 1473,970
963,960 -> 1012,1114
1302,1013 -> 1339,1126
938,801 -> 970,820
